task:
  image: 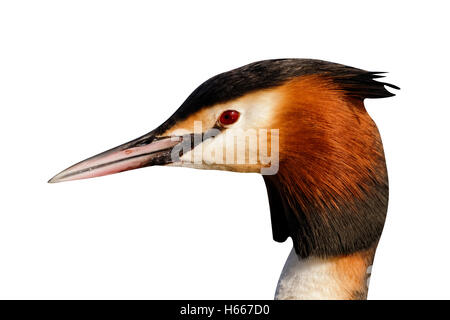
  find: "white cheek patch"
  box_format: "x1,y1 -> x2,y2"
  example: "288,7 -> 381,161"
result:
170,89 -> 282,173
175,126 -> 279,174
232,90 -> 281,129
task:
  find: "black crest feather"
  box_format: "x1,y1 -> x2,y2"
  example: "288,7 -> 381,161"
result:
157,59 -> 399,133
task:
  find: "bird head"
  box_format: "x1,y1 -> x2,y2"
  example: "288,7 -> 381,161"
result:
49,59 -> 398,258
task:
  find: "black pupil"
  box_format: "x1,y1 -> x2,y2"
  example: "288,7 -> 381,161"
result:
224,114 -> 230,119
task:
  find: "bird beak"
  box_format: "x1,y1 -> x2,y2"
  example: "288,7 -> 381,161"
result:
48,132 -> 185,183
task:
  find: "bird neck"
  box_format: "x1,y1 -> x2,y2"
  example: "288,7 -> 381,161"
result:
275,247 -> 374,300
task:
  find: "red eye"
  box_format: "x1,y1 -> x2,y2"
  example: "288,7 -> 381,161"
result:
219,110 -> 240,126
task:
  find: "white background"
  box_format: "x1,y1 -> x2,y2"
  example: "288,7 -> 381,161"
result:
1,1 -> 449,299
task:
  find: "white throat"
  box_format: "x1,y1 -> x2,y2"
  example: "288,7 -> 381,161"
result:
275,248 -> 372,300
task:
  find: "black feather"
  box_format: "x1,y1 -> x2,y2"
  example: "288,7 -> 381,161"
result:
156,59 -> 398,133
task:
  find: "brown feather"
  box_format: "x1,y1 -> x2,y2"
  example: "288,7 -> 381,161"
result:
265,75 -> 388,258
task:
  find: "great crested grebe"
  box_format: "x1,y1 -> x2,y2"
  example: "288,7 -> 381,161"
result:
49,59 -> 398,300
